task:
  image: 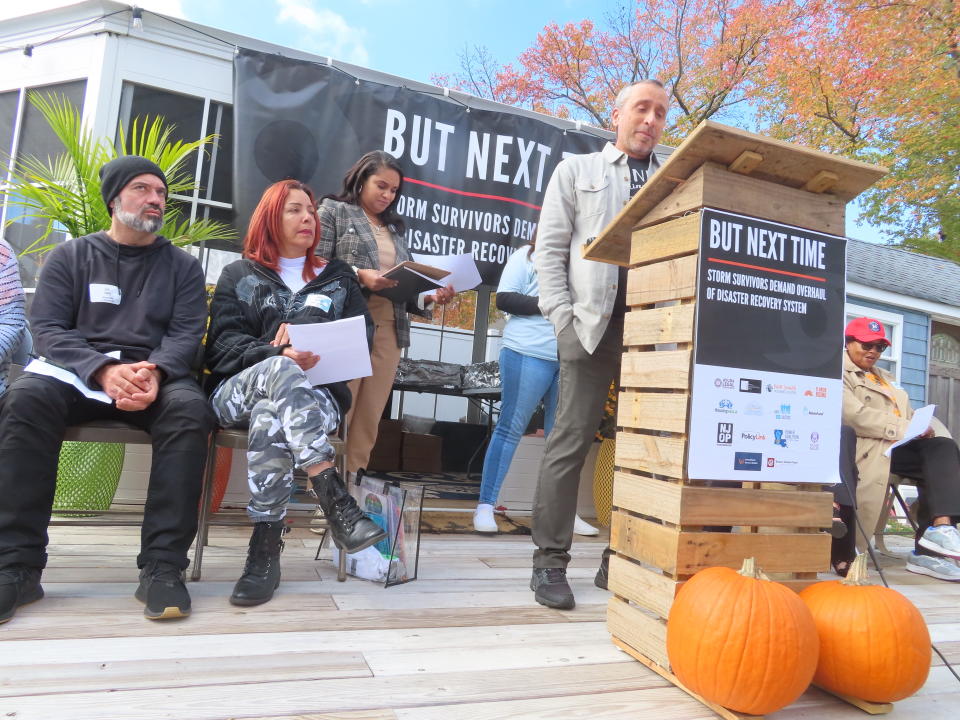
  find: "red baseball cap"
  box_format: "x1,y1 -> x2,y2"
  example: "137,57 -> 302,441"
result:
845,317 -> 889,345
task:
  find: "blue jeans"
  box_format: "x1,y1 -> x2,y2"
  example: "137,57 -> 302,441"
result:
479,347 -> 559,506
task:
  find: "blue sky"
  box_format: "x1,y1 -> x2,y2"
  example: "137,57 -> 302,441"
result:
185,0 -> 626,84
4,0 -> 886,242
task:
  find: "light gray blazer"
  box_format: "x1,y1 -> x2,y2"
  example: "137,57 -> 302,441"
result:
535,142 -> 660,353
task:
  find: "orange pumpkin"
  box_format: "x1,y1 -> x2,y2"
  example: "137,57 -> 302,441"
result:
666,557 -> 819,715
800,553 -> 931,702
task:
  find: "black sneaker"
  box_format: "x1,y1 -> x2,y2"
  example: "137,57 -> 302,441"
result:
594,554 -> 609,590
530,567 -> 575,610
0,565 -> 43,625
135,560 -> 191,620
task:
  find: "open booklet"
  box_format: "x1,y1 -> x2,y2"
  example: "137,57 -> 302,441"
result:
884,404 -> 936,457
373,261 -> 450,303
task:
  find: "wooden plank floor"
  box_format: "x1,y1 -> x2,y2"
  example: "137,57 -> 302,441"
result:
2,526 -> 957,719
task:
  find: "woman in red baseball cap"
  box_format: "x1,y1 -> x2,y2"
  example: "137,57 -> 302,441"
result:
842,317 -> 960,581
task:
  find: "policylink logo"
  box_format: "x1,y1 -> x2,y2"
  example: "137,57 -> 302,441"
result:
717,422 -> 733,445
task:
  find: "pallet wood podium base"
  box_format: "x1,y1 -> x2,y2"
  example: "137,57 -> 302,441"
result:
612,637 -> 764,720
814,686 -> 893,715
587,121 -> 889,718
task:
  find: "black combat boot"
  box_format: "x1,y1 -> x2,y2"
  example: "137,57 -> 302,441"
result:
230,521 -> 286,606
310,467 -> 386,553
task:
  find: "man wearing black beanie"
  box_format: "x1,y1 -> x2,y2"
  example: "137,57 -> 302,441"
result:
0,155 -> 215,624
99,155 -> 168,220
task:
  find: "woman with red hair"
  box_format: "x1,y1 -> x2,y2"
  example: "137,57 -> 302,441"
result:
205,180 -> 383,606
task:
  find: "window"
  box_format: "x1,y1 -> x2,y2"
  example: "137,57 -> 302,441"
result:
931,333 -> 960,367
845,303 -> 902,380
117,83 -> 236,254
0,80 -> 87,286
16,80 -> 87,171
0,90 -> 20,160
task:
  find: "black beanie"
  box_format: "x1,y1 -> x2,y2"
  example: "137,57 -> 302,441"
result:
99,156 -> 168,215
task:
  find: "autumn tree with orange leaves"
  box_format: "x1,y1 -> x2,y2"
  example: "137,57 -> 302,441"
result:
436,0 -> 800,142
759,0 -> 959,256
436,0 -> 959,254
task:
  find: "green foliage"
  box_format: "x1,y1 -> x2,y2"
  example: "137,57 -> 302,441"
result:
4,91 -> 236,256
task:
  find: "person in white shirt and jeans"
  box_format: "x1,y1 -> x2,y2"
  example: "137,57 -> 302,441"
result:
473,239 -> 598,537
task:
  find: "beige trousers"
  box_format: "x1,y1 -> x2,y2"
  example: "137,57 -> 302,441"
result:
346,295 -> 402,473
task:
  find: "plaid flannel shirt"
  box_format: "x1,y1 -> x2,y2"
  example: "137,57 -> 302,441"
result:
316,198 -> 429,348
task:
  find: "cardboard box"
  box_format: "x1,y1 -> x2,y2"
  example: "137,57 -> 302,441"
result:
401,431 -> 443,473
367,418 -> 402,472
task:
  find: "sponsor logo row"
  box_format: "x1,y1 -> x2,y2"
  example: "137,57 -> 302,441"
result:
713,377 -> 827,398
733,451 -> 801,471
713,400 -> 825,418
717,423 -> 820,451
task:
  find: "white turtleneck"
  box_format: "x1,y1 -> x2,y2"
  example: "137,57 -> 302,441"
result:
277,256 -> 307,294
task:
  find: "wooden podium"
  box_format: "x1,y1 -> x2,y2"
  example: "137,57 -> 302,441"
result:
584,121 -> 887,718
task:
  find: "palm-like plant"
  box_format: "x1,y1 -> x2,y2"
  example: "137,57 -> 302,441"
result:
4,91 -> 236,254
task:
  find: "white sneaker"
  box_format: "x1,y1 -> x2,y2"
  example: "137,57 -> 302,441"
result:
473,503 -> 498,533
905,552 -> 960,582
918,524 -> 960,559
573,514 -> 599,536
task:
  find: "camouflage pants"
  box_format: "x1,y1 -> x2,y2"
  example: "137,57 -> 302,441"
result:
211,355 -> 340,521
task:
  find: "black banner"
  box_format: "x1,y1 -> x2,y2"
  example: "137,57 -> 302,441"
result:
233,48 -> 607,285
696,209 -> 847,379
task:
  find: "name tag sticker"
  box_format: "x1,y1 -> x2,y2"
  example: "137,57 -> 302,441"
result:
89,283 -> 121,304
305,293 -> 333,311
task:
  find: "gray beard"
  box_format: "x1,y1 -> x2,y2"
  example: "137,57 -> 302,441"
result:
114,206 -> 163,234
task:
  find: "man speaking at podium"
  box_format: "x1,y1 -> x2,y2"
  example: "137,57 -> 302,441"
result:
531,80 -> 670,609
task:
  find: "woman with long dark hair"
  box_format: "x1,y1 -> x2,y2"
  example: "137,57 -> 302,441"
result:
206,180 -> 385,606
318,151 -> 454,480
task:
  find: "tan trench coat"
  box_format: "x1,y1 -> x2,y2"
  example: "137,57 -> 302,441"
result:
842,352 -> 949,547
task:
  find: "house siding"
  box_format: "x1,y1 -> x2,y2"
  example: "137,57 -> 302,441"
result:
847,296 -> 929,407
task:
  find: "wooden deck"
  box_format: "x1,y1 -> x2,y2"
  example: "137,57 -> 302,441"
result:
2,524 -> 958,719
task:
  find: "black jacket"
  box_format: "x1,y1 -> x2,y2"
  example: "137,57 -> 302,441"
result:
30,231 -> 207,387
204,257 -> 373,414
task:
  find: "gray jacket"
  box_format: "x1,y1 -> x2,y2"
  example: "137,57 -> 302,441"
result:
535,142 -> 660,353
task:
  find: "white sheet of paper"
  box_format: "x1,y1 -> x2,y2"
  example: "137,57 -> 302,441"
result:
885,403 -> 936,456
285,315 -> 373,386
24,355 -> 115,404
411,252 -> 482,292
